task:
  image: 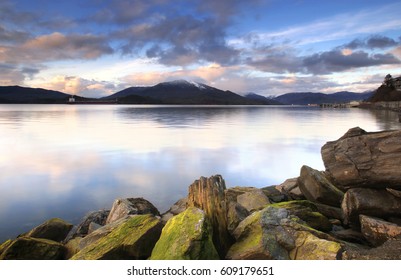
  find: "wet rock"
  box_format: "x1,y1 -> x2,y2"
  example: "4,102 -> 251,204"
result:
187,175 -> 233,257
360,215 -> 401,246
342,188 -> 401,227
71,214 -> 163,260
106,197 -> 160,224
0,237 -> 66,260
297,165 -> 344,207
150,207 -> 219,260
21,218 -> 73,242
322,127 -> 401,189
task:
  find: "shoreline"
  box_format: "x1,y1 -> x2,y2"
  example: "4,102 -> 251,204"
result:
2,126 -> 401,260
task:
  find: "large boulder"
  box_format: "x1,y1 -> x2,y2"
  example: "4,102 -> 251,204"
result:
0,237 -> 66,260
297,165 -> 344,207
106,197 -> 160,224
21,218 -> 73,242
342,188 -> 401,227
150,207 -> 219,260
187,175 -> 233,257
226,206 -> 342,260
161,197 -> 188,223
321,127 -> 401,189
360,215 -> 401,246
71,214 -> 162,260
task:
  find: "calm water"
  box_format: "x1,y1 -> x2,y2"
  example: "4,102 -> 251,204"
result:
0,104 -> 400,242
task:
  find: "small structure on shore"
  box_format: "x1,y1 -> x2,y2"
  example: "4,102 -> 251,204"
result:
68,95 -> 75,103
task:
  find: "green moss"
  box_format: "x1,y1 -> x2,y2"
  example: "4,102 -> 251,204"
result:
150,207 -> 219,260
71,214 -> 162,260
290,231 -> 341,260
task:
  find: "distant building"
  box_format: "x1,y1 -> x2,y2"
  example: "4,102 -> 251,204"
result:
68,95 -> 75,103
383,74 -> 401,91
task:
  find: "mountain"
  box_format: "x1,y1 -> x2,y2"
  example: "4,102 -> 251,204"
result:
0,86 -> 92,104
273,91 -> 373,105
107,80 -> 274,105
244,93 -> 282,105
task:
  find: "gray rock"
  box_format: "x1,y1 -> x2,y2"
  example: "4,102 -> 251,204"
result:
322,127 -> 401,189
65,209 -> 110,241
106,197 -> 160,224
275,178 -> 305,200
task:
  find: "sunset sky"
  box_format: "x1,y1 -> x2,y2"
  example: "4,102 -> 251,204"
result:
1,0 -> 401,97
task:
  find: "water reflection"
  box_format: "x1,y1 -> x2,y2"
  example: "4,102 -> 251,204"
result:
0,105 -> 400,242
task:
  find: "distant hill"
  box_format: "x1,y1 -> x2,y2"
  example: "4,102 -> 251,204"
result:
0,86 -> 92,104
244,93 -> 282,105
367,85 -> 401,102
273,91 -> 373,105
105,80 -> 278,105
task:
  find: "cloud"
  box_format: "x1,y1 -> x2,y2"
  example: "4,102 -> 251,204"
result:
1,32 -> 113,64
303,49 -> 400,74
0,63 -> 42,85
345,35 -> 400,50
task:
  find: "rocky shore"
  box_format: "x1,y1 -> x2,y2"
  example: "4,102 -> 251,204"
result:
1,127 -> 401,260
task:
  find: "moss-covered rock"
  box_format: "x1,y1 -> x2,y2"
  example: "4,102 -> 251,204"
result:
0,237 -> 66,260
270,200 -> 332,232
71,214 -> 162,260
290,231 -> 342,260
226,205 -> 342,260
21,217 -> 73,242
150,207 -> 219,260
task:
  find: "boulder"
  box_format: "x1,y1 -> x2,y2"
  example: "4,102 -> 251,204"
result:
21,218 -> 73,242
297,165 -> 344,207
360,215 -> 401,246
260,185 -> 286,202
275,178 -> 305,200
187,175 -> 233,257
106,197 -> 160,224
65,210 -> 110,241
321,127 -> 401,189
0,237 -> 66,260
342,188 -> 401,227
342,237 -> 401,260
71,214 -> 163,260
226,206 -> 342,260
226,186 -> 271,213
150,207 -> 219,260
270,200 -> 332,232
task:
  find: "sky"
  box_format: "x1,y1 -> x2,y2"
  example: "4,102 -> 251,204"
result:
1,0 -> 401,98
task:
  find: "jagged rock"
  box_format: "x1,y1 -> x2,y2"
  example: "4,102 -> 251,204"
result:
150,207 -> 219,260
71,214 -> 162,260
106,197 -> 160,224
270,200 -> 332,232
226,206 -> 341,260
20,218 -> 73,242
387,188 -> 401,199
360,215 -> 401,246
330,228 -> 367,244
161,197 -> 188,223
297,165 -> 344,207
226,186 -> 271,212
0,237 -> 66,260
314,202 -> 343,220
65,210 -> 110,241
322,127 -> 401,189
275,178 -> 305,200
187,175 -> 233,257
342,188 -> 401,227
